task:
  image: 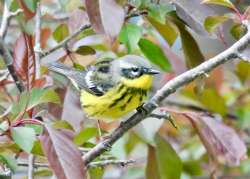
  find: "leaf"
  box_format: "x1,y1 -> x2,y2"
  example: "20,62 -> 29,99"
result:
13,33 -> 36,89
75,46 -> 96,55
74,127 -> 98,146
202,0 -> 235,9
155,135 -> 182,179
146,145 -> 160,179
53,24 -> 69,43
185,113 -> 247,166
182,160 -> 202,176
119,23 -> 142,53
99,0 -> 125,37
31,140 -> 44,156
40,125 -> 86,179
199,88 -> 227,116
40,28 -> 51,49
28,88 -> 61,110
17,0 -> 37,20
235,61 -> 250,83
85,0 -> 104,34
0,153 -> 18,172
172,0 -> 217,37
138,38 -> 172,72
148,3 -> 173,24
171,16 -> 205,68
53,120 -> 74,131
230,24 -> 246,40
34,169 -> 53,177
11,126 -> 36,153
88,167 -> 104,179
85,0 -> 125,37
147,17 -> 178,46
204,15 -> 229,33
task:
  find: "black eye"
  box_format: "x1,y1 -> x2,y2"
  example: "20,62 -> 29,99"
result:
132,68 -> 139,72
98,66 -> 109,73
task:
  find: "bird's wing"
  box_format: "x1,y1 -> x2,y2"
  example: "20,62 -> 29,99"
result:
46,62 -> 104,96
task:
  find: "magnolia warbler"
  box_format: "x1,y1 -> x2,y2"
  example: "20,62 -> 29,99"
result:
46,55 -> 159,121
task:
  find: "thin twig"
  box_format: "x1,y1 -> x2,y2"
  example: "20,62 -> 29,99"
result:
27,155 -> 35,179
0,2 -> 23,39
18,159 -> 135,169
34,2 -> 42,79
41,10 -> 147,58
87,159 -> 135,168
41,24 -> 91,58
82,20 -> 250,164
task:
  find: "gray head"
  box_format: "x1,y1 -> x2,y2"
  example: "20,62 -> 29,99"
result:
111,55 -> 159,79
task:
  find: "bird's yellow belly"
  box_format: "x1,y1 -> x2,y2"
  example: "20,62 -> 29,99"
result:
80,84 -> 147,120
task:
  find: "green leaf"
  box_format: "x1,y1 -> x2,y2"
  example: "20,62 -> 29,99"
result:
199,88 -> 227,116
31,140 -> 44,156
53,24 -> 69,43
24,0 -> 39,12
155,135 -> 182,179
204,15 -> 228,33
74,127 -> 98,146
138,38 -> 171,72
235,61 -> 250,84
75,46 -> 96,55
202,0 -> 235,9
11,126 -> 36,153
119,23 -> 142,53
175,20 -> 205,68
147,17 -> 178,46
182,160 -> 202,176
230,24 -> 246,40
89,167 -> 104,179
28,88 -> 60,110
52,120 -> 74,131
34,169 -> 53,177
148,3 -> 173,24
0,153 -> 18,172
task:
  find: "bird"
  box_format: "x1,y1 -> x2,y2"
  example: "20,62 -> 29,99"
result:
46,55 -> 159,121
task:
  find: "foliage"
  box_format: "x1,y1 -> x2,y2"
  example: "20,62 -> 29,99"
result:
0,0 -> 249,178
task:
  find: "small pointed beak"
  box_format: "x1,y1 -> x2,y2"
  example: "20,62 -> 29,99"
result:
144,68 -> 160,75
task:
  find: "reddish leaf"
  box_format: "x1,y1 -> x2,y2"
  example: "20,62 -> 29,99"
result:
17,0 -> 36,20
99,0 -> 125,38
85,0 -> 125,37
40,125 -> 86,179
13,33 -> 36,89
185,112 -> 247,166
68,9 -> 89,35
85,0 -> 104,34
32,75 -> 53,88
40,28 -> 51,49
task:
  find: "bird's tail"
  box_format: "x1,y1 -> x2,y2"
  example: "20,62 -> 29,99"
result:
46,62 -> 76,76
45,62 -> 88,90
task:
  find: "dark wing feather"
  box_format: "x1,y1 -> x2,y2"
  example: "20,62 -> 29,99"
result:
46,62 -> 103,96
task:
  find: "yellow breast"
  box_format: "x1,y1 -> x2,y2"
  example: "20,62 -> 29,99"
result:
80,75 -> 153,121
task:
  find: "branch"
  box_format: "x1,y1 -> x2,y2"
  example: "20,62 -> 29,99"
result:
87,159 -> 135,168
27,155 -> 35,179
41,24 -> 91,58
0,2 -> 22,39
18,159 -> 135,169
82,20 -> 250,164
34,2 -> 41,79
41,10 -> 147,58
0,39 -> 24,92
